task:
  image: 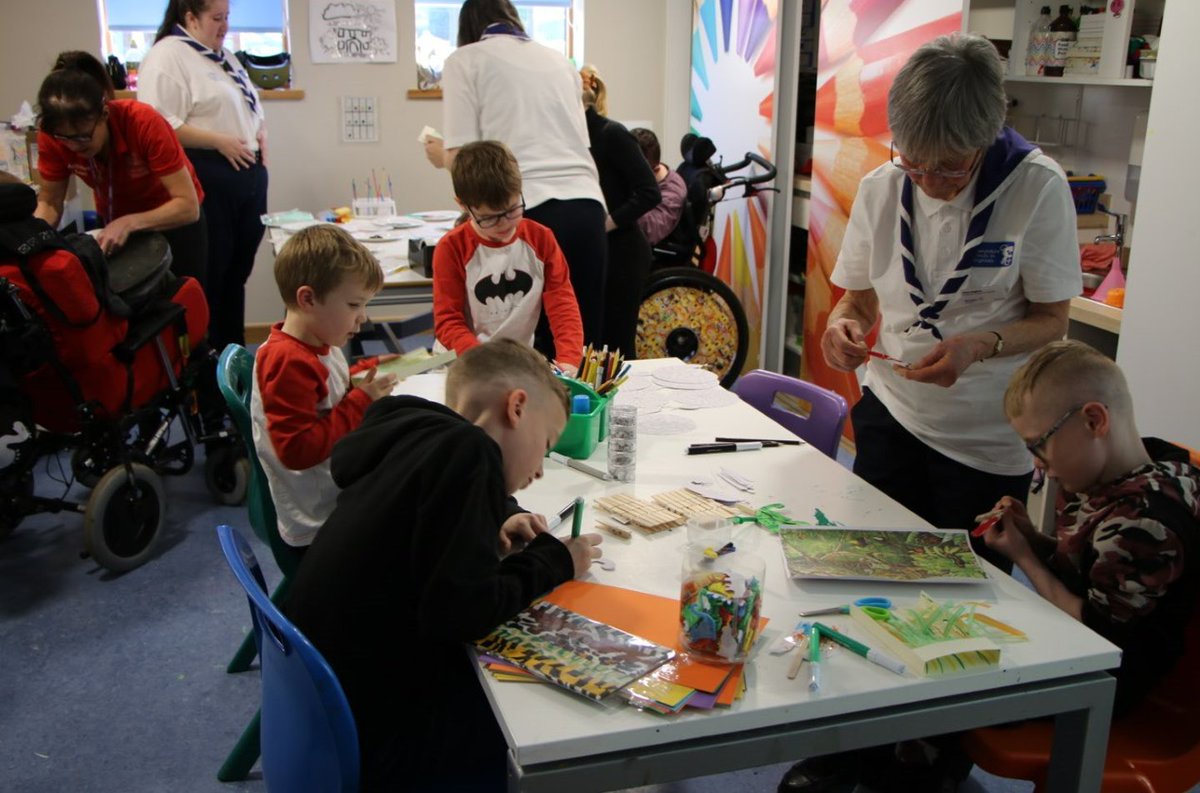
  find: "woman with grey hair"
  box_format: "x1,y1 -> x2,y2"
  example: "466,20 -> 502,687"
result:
786,31 -> 1081,793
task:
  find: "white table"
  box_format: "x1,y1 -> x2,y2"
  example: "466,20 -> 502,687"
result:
397,359 -> 1119,793
267,213 -> 454,346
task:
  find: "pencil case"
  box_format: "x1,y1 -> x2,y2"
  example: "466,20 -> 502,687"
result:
551,377 -> 611,460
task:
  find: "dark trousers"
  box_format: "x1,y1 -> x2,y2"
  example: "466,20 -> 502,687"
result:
525,198 -> 607,348
185,148 -> 268,352
601,225 -> 652,358
161,208 -> 209,286
851,388 -> 1031,573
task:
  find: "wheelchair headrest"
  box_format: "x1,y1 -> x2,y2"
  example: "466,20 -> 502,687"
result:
680,134 -> 716,167
0,183 -> 37,224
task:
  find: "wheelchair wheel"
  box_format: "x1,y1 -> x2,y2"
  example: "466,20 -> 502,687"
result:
636,266 -> 749,388
204,446 -> 249,506
83,463 -> 164,572
0,471 -> 33,541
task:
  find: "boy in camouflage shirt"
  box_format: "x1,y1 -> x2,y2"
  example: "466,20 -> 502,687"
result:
980,340 -> 1199,713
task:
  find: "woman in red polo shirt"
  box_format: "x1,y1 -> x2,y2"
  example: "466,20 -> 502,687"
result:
33,51 -> 208,283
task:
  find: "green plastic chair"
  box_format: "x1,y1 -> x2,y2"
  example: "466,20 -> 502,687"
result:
215,343 -> 301,782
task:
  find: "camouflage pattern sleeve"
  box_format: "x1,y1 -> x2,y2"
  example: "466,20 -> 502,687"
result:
1087,513 -> 1185,624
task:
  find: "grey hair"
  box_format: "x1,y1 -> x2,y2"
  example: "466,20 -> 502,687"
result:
888,34 -> 1007,165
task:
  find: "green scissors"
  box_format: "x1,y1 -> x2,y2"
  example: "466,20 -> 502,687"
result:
799,597 -> 893,619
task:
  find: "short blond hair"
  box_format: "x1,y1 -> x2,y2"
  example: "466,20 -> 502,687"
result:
446,338 -> 569,419
450,141 -> 522,211
274,225 -> 383,307
580,65 -> 608,116
1005,340 -> 1133,419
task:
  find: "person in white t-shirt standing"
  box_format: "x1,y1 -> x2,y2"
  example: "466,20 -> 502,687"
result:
821,34 -> 1081,573
425,0 -> 607,350
138,0 -> 268,352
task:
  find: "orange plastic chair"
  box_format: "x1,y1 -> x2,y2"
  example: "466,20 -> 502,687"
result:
963,608 -> 1200,792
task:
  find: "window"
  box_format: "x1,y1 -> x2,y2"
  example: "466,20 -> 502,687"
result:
414,0 -> 581,90
99,0 -> 290,66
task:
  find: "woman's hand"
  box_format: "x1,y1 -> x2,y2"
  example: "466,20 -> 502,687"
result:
902,334 -> 989,387
498,512 -> 547,555
214,133 -> 257,170
95,215 -> 140,255
820,318 -> 869,371
256,128 -> 269,168
424,138 -> 446,169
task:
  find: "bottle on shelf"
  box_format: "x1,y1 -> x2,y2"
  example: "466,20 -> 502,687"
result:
1026,6 -> 1053,77
1043,5 -> 1078,77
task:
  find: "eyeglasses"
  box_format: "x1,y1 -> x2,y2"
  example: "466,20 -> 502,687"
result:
469,198 -> 525,229
46,116 -> 102,145
889,143 -> 980,180
1026,404 -> 1084,464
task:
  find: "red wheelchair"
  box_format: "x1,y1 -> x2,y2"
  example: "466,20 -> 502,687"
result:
0,182 -> 246,572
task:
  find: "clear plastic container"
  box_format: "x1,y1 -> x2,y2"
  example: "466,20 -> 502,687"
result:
606,404 -> 637,482
679,544 -> 765,664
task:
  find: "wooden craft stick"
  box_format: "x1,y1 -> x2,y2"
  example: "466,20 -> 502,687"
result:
787,637 -> 810,680
595,520 -> 632,540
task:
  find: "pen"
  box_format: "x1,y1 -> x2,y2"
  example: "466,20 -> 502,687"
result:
812,622 -> 906,676
686,442 -> 764,456
714,436 -> 800,446
868,350 -> 912,368
570,496 -> 585,539
545,498 -> 578,532
548,451 -> 612,481
808,625 -> 822,692
692,441 -> 779,449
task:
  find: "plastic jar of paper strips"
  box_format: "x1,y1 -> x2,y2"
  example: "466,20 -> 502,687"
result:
606,404 -> 637,481
679,544 -> 765,664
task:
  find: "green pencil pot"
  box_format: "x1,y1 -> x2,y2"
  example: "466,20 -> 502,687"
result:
551,377 -> 611,460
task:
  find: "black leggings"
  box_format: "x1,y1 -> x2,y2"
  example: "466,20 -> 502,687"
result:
524,198 -> 607,347
160,208 -> 209,286
851,388 -> 1032,573
185,148 -> 268,352
601,224 -> 651,358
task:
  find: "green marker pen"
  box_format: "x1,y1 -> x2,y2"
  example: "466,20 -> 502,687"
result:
808,626 -> 822,692
570,496 -> 585,539
812,622 -> 906,676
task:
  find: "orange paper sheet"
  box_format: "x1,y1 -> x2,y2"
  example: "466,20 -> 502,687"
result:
542,581 -> 766,693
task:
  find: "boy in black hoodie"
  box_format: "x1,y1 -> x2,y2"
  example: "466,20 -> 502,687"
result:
286,338 -> 603,791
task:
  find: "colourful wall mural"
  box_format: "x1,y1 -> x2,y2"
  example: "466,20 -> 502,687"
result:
689,0 -> 779,371
801,1 -> 961,432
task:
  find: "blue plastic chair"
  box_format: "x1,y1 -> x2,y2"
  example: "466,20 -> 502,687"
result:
216,344 -> 299,782
731,369 -> 849,459
217,524 -> 359,793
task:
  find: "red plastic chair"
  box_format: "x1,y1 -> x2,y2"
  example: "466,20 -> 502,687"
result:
731,369 -> 848,459
963,609 -> 1200,792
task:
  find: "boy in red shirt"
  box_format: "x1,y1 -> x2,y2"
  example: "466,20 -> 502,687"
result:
432,140 -> 584,374
251,225 -> 396,551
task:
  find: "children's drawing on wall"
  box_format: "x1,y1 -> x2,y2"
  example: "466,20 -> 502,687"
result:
310,0 -> 397,63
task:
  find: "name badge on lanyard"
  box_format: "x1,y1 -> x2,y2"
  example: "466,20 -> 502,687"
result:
969,241 -> 1015,268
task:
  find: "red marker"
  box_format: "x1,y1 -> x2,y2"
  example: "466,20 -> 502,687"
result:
972,515 -> 1001,538
868,349 -> 911,369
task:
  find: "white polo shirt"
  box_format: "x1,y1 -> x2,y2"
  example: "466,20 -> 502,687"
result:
832,152 -> 1081,474
138,37 -> 264,149
441,36 -> 603,211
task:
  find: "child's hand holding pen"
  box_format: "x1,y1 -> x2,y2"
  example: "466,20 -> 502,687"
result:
565,534 -> 604,577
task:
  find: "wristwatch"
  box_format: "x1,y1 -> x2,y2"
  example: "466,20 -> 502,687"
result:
985,330 -> 1004,359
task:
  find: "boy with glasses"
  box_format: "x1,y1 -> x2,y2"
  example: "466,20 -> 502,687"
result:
980,339 -> 1199,714
432,140 -> 584,374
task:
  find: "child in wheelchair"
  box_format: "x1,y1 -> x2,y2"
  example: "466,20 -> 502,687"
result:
0,175 -> 244,572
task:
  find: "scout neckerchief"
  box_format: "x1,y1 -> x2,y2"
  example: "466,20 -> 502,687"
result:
479,22 -> 531,40
898,127 -> 1037,340
170,24 -> 259,115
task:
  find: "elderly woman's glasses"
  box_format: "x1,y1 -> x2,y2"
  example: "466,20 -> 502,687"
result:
470,198 -> 525,230
889,143 -> 979,180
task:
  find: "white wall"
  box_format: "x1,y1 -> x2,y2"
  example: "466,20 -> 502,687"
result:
1116,0 -> 1200,449
1,0 -> 670,328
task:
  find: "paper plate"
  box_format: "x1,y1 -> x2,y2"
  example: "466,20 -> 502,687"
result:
409,210 -> 461,222
375,217 -> 424,230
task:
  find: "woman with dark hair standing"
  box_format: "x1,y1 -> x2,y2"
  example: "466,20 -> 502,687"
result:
33,51 -> 207,280
138,0 -> 267,350
426,0 -> 608,347
579,65 -> 660,358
